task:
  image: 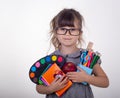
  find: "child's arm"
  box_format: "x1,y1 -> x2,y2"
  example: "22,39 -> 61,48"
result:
85,64 -> 109,87
36,76 -> 69,94
66,64 -> 109,88
36,85 -> 52,94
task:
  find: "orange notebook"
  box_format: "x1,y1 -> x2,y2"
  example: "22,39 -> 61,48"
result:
41,63 -> 72,96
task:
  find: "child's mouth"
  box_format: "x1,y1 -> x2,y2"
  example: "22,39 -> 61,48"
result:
63,38 -> 72,40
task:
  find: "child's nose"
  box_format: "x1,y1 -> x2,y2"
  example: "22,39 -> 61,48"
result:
65,30 -> 71,35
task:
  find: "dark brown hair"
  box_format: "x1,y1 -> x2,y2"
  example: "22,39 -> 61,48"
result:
50,8 -> 84,49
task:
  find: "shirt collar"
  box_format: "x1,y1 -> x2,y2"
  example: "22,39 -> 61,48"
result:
54,48 -> 83,58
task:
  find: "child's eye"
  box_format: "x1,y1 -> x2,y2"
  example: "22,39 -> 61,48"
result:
70,28 -> 76,31
60,28 -> 66,31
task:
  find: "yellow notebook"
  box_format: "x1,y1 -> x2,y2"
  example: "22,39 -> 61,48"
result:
42,63 -> 72,96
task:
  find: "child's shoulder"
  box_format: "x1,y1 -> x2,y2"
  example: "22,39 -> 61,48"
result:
49,50 -> 61,55
49,48 -> 86,56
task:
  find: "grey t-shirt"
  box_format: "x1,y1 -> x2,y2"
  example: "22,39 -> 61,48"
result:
46,49 -> 101,98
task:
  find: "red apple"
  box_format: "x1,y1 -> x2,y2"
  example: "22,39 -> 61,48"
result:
61,62 -> 77,74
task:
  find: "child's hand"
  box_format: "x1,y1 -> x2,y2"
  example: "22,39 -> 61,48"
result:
66,66 -> 89,83
48,76 -> 69,93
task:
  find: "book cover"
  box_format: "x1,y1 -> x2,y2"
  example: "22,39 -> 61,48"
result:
41,63 -> 72,96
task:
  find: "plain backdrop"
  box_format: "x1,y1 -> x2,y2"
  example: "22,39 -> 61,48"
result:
0,0 -> 120,98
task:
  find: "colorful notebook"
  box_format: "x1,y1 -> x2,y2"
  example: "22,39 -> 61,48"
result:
41,63 -> 72,96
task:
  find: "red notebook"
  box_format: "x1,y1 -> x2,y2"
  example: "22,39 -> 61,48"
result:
41,63 -> 72,96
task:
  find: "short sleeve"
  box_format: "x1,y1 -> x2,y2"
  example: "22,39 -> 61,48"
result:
97,58 -> 102,65
96,51 -> 102,65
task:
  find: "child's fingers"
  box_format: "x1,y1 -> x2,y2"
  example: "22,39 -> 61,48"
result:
77,66 -> 84,72
57,76 -> 66,82
52,77 -> 60,83
61,76 -> 69,84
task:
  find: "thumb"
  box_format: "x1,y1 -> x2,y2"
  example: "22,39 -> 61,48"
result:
77,66 -> 84,72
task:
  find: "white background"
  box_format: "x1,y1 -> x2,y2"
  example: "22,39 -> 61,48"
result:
0,0 -> 120,98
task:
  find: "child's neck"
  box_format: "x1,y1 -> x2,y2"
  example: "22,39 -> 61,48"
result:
59,45 -> 79,55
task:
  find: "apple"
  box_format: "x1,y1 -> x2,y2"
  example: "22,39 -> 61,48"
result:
61,62 -> 77,74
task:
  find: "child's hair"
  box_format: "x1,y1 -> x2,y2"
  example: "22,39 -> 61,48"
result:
50,8 -> 84,50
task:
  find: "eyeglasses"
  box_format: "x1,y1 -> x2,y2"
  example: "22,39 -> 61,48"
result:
56,27 -> 80,36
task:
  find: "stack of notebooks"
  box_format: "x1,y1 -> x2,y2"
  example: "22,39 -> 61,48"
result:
29,55 -> 72,96
41,63 -> 72,96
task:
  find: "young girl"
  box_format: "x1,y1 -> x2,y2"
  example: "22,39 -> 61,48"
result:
36,8 -> 109,98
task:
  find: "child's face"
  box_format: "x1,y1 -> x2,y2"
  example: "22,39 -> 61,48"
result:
56,25 -> 80,47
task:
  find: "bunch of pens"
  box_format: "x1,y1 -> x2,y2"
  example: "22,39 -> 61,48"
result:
78,42 -> 101,85
78,50 -> 101,85
80,50 -> 100,69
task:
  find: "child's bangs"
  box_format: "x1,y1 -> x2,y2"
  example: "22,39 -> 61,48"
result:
57,13 -> 75,27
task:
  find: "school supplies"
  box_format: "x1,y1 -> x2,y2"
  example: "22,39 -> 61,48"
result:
41,63 -> 72,96
29,54 -> 66,85
61,62 -> 77,74
29,54 -> 72,96
78,42 -> 101,85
